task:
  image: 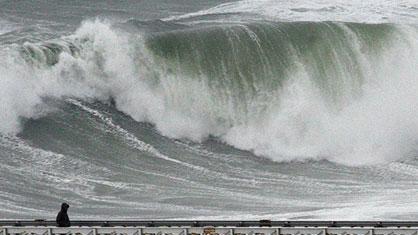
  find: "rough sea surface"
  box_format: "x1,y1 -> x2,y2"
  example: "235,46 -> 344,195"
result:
1,0 -> 418,220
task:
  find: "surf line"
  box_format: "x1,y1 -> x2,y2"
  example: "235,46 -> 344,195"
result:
66,98 -> 206,172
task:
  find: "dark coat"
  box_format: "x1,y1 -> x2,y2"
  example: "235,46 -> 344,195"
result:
56,203 -> 71,227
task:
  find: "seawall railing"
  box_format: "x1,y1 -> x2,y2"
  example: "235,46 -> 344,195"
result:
1,221 -> 418,235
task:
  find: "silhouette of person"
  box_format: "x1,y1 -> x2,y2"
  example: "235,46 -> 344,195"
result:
56,203 -> 71,227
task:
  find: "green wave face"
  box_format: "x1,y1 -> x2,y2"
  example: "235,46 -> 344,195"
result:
146,22 -> 396,111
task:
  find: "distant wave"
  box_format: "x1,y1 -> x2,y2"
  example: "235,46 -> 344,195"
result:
163,0 -> 418,23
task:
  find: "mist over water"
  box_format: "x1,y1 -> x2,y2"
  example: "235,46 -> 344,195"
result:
1,0 -> 418,220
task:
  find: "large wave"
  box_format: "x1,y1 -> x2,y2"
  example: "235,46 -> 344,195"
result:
1,19 -> 417,165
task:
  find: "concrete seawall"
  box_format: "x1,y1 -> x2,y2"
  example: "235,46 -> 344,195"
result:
1,221 -> 418,235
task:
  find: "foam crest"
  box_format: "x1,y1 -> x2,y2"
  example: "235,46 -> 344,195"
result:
0,20 -> 139,133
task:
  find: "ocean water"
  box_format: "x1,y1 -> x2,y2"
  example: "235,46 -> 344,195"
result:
1,0 -> 418,220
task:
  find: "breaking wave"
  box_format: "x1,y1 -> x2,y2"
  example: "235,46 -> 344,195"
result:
1,19 -> 418,165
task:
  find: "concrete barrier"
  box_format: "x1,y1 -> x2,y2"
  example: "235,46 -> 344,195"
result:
0,221 -> 417,235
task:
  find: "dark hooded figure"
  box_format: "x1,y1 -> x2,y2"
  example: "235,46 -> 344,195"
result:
56,203 -> 71,227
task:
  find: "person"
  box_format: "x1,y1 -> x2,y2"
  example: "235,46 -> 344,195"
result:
56,203 -> 71,227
